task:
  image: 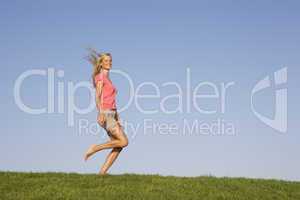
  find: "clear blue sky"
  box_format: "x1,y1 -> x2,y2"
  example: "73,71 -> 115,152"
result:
1,0 -> 300,181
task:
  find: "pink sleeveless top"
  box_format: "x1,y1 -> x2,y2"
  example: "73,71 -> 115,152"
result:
94,72 -> 117,110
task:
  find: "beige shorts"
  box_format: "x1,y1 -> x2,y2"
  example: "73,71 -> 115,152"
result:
98,109 -> 119,131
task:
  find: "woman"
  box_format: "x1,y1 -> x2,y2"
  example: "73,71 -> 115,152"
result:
84,50 -> 129,175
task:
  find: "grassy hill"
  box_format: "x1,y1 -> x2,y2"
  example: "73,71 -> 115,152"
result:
1,171 -> 299,200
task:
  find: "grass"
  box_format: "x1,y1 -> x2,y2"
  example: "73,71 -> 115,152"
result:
0,171 -> 299,200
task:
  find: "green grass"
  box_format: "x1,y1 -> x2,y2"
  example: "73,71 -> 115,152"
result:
1,171 -> 299,200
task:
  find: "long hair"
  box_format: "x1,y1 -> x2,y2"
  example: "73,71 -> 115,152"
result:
86,48 -> 111,88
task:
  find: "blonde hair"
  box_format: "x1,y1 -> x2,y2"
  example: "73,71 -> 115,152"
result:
86,48 -> 112,88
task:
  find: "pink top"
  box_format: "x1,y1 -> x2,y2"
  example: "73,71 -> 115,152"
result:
94,72 -> 117,110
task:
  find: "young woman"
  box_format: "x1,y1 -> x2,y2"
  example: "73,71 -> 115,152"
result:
84,50 -> 129,175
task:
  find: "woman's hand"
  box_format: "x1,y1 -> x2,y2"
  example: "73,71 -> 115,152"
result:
98,112 -> 106,127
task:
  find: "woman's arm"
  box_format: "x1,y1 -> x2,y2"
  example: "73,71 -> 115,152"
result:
95,81 -> 104,111
96,81 -> 106,126
115,110 -> 121,125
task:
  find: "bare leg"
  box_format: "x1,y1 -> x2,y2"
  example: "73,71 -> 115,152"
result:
99,130 -> 125,175
99,147 -> 123,175
84,124 -> 128,161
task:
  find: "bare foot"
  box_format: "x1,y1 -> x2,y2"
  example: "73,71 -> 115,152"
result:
84,144 -> 97,161
98,171 -> 109,176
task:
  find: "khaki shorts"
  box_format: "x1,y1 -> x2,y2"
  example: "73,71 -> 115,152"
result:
98,109 -> 119,131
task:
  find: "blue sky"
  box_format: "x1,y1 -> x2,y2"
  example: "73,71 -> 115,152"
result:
1,0 -> 300,181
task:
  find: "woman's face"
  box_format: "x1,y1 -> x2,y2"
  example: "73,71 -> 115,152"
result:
101,55 -> 112,70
